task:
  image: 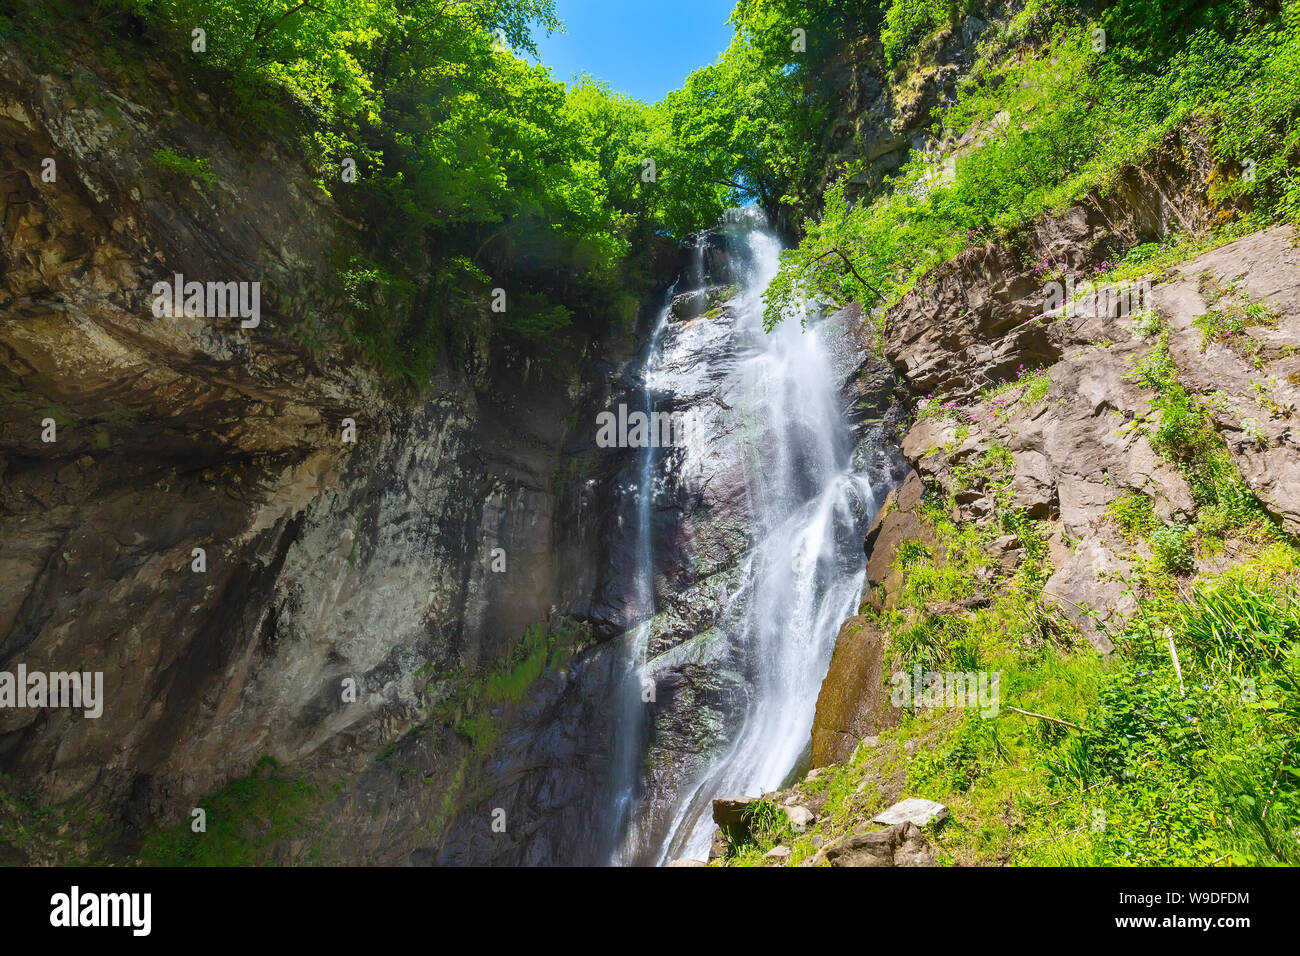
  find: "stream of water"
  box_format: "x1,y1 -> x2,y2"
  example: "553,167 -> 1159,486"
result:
612,211 -> 879,865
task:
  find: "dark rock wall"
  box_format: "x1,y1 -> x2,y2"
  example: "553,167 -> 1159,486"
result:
0,35 -> 665,864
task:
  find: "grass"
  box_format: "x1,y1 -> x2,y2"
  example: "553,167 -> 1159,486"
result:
918,367 -> 1052,427
735,276 -> 1299,866
1190,273 -> 1283,366
138,756 -> 321,866
1109,492 -> 1159,541
1133,331 -> 1279,543
756,543 -> 1299,868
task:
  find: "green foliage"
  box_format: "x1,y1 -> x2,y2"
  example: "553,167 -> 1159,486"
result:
881,0 -> 958,68
650,4 -> 843,227
908,709 -> 1000,794
1149,523 -> 1195,574
1191,285 -> 1279,360
1130,330 -> 1273,540
740,800 -> 793,846
139,756 -> 320,866
151,146 -> 218,187
1049,569 -> 1300,865
890,553 -> 1300,867
766,1 -> 1300,331
1108,492 -> 1159,541
75,0 -> 725,385
1171,573 -> 1300,674
434,620 -> 586,729
1130,307 -> 1164,339
978,367 -> 1051,417
1173,413 -> 1262,526
890,515 -> 987,613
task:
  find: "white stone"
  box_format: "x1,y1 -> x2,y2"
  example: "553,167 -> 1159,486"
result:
872,797 -> 949,827
785,805 -> 815,829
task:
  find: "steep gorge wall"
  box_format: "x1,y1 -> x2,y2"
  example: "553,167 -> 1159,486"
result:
0,35 -> 662,863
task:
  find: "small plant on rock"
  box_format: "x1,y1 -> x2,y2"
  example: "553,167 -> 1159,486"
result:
1109,492 -> 1159,541
1131,307 -> 1164,339
1240,416 -> 1266,448
1149,524 -> 1195,574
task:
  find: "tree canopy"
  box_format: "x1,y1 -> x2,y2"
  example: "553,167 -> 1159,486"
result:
53,0 -> 880,383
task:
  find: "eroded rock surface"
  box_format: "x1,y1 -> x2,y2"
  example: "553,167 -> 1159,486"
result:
814,132 -> 1300,760
0,34 -> 665,865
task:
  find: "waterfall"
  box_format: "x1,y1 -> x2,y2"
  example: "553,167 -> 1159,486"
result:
603,291 -> 671,863
609,209 -> 881,865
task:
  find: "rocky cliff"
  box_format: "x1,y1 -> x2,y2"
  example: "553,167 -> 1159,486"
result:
783,130 -> 1300,863
0,32 -> 675,865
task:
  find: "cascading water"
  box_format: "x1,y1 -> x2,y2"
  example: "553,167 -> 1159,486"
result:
603,290 -> 672,863
610,209 -> 882,865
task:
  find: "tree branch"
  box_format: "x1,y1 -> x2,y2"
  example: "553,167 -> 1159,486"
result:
708,178 -> 755,193
811,247 -> 887,302
253,1 -> 314,42
1004,706 -> 1085,731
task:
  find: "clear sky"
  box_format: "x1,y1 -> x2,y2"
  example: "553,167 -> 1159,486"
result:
533,0 -> 738,103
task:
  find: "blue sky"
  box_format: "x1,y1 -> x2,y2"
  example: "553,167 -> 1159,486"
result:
532,0 -> 737,102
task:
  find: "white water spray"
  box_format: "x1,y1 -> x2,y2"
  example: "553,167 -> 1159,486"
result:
612,212 -> 880,865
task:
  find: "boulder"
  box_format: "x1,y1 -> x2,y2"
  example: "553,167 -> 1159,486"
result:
784,805 -> 815,830
668,289 -> 706,322
763,845 -> 792,864
872,797 -> 949,827
712,796 -> 756,843
815,822 -> 937,867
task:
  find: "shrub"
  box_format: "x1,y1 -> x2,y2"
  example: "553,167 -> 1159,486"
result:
1109,492 -> 1159,540
881,0 -> 960,68
1131,307 -> 1164,338
1194,503 -> 1231,539
1240,416 -> 1266,447
1149,523 -> 1195,573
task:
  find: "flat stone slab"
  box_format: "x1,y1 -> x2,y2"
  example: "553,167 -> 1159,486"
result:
871,797 -> 949,828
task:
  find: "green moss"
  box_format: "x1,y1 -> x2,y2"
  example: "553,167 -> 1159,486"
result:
138,756 -> 320,866
151,147 -> 218,188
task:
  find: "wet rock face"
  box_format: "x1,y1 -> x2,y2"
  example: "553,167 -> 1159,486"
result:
810,615 -> 897,768
0,37 -> 650,863
609,226 -> 907,860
